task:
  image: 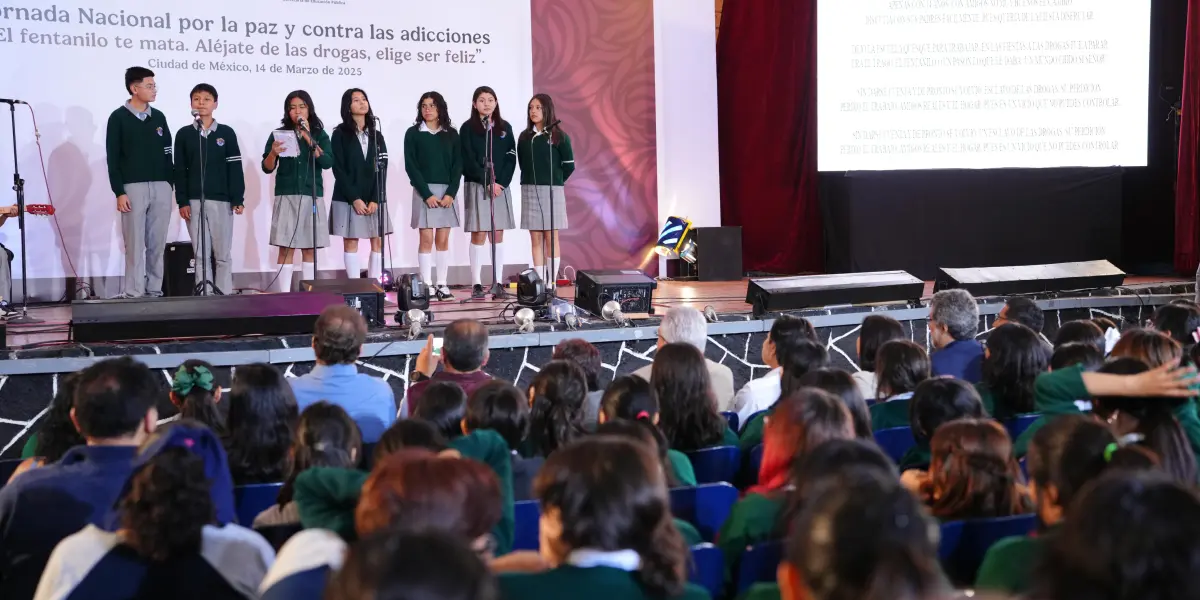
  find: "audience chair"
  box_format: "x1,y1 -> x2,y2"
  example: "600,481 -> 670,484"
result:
1005,414 -> 1040,441
0,458 -> 23,486
234,483 -> 284,528
669,483 -> 738,542
940,513 -> 1038,585
735,539 -> 784,594
873,426 -> 916,463
686,446 -> 741,484
688,543 -> 724,598
720,411 -> 739,433
513,500 -> 541,551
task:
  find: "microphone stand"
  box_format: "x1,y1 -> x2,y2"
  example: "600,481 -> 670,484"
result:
485,117 -> 506,299
545,123 -> 559,299
5,101 -> 40,323
302,123 -> 319,284
372,117 -> 389,290
193,115 -> 216,296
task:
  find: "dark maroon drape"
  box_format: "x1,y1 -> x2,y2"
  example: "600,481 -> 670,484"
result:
716,0 -> 823,274
1175,0 -> 1200,273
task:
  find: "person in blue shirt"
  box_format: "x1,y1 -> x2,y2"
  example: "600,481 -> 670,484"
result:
290,305 -> 396,442
0,357 -> 160,599
929,288 -> 985,383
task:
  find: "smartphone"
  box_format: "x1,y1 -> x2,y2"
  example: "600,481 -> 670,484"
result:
432,337 -> 444,356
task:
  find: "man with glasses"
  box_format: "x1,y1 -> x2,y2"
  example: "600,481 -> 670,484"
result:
105,66 -> 174,298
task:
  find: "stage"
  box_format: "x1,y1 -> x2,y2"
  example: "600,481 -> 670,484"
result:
0,276 -> 1192,458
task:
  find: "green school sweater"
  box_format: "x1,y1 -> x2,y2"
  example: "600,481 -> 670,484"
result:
517,130 -> 575,186
173,123 -> 245,206
403,124 -> 462,199
717,493 -> 784,583
723,426 -> 740,447
676,518 -> 704,546
499,565 -> 711,600
20,434 -> 37,459
739,413 -> 768,453
1012,366 -> 1096,457
870,399 -> 911,431
261,128 -> 333,197
460,121 -> 517,186
667,449 -> 697,487
330,126 -> 388,204
975,527 -> 1056,594
898,441 -> 931,470
739,583 -> 782,600
106,105 -> 174,196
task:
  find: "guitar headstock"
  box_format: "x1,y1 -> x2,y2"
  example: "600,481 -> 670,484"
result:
24,204 -> 55,216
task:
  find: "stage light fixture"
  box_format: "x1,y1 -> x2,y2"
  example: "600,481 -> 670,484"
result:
399,308 -> 430,340
377,270 -> 394,292
654,216 -> 696,263
601,300 -> 630,327
517,268 -> 548,307
514,307 -> 536,333
397,273 -> 429,311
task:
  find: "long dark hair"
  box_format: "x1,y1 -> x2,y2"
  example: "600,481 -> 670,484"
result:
908,378 -> 985,445
536,436 -> 688,597
337,88 -> 376,136
595,419 -> 680,487
171,359 -> 225,437
924,419 -> 1032,520
653,343 -> 727,451
465,380 -> 529,450
467,86 -> 507,134
414,91 -> 452,130
528,360 -> 588,456
859,314 -> 906,372
121,446 -> 215,561
982,323 -> 1050,415
277,401 -> 362,506
280,90 -> 324,132
520,93 -> 563,144
35,372 -> 85,462
224,364 -> 298,485
797,368 -> 872,439
600,375 -> 658,423
778,339 -> 831,398
874,340 -> 930,399
777,439 -> 897,537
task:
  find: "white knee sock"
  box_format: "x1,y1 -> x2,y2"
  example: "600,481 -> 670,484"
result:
549,256 -> 561,285
470,241 -> 484,285
418,253 -> 433,285
277,264 -> 294,293
368,252 -> 382,280
344,252 -> 360,279
493,241 -> 505,283
435,250 -> 451,286
301,261 -> 315,282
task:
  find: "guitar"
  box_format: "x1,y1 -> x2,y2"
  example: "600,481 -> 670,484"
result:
2,204 -> 55,217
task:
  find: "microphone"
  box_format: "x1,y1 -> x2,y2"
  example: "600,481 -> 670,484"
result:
297,117 -> 309,131
547,119 -> 562,130
0,98 -> 27,105
191,109 -> 202,123
481,113 -> 492,130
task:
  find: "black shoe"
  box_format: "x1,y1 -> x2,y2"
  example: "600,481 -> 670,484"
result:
472,284 -> 485,298
435,285 -> 455,301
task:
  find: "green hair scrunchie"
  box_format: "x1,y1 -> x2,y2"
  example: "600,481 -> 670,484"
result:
1103,442 -> 1119,463
172,365 -> 215,396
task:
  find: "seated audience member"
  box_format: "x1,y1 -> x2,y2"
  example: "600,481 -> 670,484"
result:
731,315 -> 820,424
634,307 -> 735,411
775,439 -> 897,534
797,368 -> 873,439
498,436 -> 709,600
413,381 -> 468,440
465,380 -> 543,501
263,449 -> 502,599
851,314 -> 905,400
598,375 -> 696,486
903,419 -> 1032,521
224,363 -> 298,485
1151,302 -> 1200,348
976,414 -> 1158,594
1050,342 -> 1104,372
754,469 -> 945,600
928,288 -> 984,382
1110,328 -> 1182,368
526,360 -> 589,457
868,340 -> 931,430
290,305 -> 395,443
902,378 -> 987,470
0,357 -> 158,599
323,531 -> 498,600
738,339 -> 830,452
994,296 -> 1045,334
408,319 -> 493,413
552,339 -> 605,429
1092,316 -> 1120,334
1091,358 -> 1198,483
718,390 -> 855,578
978,323 -> 1051,418
255,402 -> 361,528
169,360 -> 226,436
12,372 -> 84,481
35,423 -> 272,600
654,343 -> 737,451
373,419 -> 449,461
1053,319 -> 1106,353
1030,471 -> 1200,600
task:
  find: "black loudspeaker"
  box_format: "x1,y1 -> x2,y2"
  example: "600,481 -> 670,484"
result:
746,271 -> 924,316
301,279 -> 386,327
933,260 -> 1126,297
693,226 -> 743,281
163,242 -> 195,297
574,270 -> 657,317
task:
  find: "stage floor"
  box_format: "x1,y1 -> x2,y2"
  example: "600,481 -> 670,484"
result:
2,276 -> 1187,350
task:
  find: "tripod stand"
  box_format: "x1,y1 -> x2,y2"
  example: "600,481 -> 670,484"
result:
4,100 -> 41,324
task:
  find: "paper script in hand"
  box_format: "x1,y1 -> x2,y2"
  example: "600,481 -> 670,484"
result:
273,130 -> 300,158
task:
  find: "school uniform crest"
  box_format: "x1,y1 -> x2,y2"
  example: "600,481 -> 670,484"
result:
216,138 -> 225,147
156,127 -> 163,136
500,131 -> 507,138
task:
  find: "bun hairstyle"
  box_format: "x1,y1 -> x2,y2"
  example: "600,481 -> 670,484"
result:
528,360 -> 588,456
924,419 -> 1032,520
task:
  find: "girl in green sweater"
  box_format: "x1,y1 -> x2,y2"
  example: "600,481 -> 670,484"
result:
975,414 -> 1158,595
460,86 -> 517,296
499,436 -> 709,600
655,343 -> 738,451
900,378 -> 986,470
597,375 -> 696,486
868,340 -> 930,431
977,323 -> 1050,419
404,91 -> 463,300
517,94 -> 575,287
330,88 -> 391,281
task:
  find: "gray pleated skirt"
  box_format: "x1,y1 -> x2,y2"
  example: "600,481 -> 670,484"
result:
463,182 -> 515,232
330,201 -> 394,238
271,194 -> 329,249
521,185 -> 568,230
410,183 -> 460,229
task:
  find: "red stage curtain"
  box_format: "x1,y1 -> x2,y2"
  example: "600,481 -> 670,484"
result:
716,0 -> 823,274
1176,0 -> 1200,274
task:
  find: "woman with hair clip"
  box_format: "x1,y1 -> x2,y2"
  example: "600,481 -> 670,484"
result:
869,340 -> 931,430
223,363 -> 299,485
12,373 -> 84,481
262,90 -> 332,292
654,343 -> 737,451
404,91 -> 462,301
526,360 -> 588,457
978,323 -> 1051,419
976,414 -> 1159,594
253,401 -> 361,528
330,88 -> 390,281
518,94 -> 575,288
498,436 -> 709,600
461,86 -> 517,297
169,360 -> 225,436
598,375 -> 697,486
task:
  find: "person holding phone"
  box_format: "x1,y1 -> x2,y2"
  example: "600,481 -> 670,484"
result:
404,92 -> 462,301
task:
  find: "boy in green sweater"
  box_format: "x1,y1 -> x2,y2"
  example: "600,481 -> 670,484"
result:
173,83 -> 244,296
106,66 -> 173,299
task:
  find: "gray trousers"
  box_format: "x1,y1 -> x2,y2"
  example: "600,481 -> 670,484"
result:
188,199 -> 235,295
120,181 -> 173,298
